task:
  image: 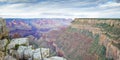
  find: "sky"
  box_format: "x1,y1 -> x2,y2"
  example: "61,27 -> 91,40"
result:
0,0 -> 120,18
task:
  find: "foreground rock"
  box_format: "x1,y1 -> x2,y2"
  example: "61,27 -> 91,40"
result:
0,38 -> 67,60
8,43 -> 49,60
0,39 -> 8,51
33,48 -> 49,60
4,55 -> 16,60
17,46 -> 50,60
44,56 -> 67,60
0,37 -> 67,60
7,38 -> 29,49
0,18 -> 8,39
0,51 -> 4,60
17,46 -> 28,59
24,46 -> 33,59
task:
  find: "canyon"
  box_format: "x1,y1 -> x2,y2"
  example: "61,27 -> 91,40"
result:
0,18 -> 120,60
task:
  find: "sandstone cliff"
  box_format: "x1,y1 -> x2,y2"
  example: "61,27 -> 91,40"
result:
72,18 -> 120,60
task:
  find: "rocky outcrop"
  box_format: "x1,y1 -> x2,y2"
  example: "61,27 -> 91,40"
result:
0,18 -> 8,39
0,18 -> 9,60
33,48 -> 49,60
44,56 -> 67,60
7,38 -> 29,50
23,46 -> 33,59
5,37 -> 49,60
0,51 -> 4,60
0,39 -> 8,51
0,32 -> 66,60
0,37 -> 67,60
4,55 -> 16,60
16,45 -> 50,60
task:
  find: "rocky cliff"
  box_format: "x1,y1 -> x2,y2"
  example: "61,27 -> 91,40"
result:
0,37 -> 66,60
0,18 -> 9,60
0,18 -> 9,39
72,18 -> 120,60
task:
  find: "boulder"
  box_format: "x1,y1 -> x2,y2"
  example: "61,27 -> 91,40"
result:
40,48 -> 49,58
33,50 -> 41,60
33,48 -> 49,60
8,49 -> 19,60
17,46 -> 49,60
0,39 -> 8,51
17,46 -> 27,59
44,56 -> 67,60
8,38 -> 29,49
24,46 -> 33,59
0,51 -> 4,60
28,58 -> 32,60
4,55 -> 16,60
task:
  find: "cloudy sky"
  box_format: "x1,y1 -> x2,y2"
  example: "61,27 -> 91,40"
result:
0,0 -> 120,18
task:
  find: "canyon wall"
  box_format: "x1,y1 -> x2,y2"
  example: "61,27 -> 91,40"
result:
72,18 -> 120,60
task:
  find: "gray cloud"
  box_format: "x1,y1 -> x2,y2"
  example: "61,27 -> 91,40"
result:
114,0 -> 120,3
0,0 -> 120,18
0,0 -> 38,3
